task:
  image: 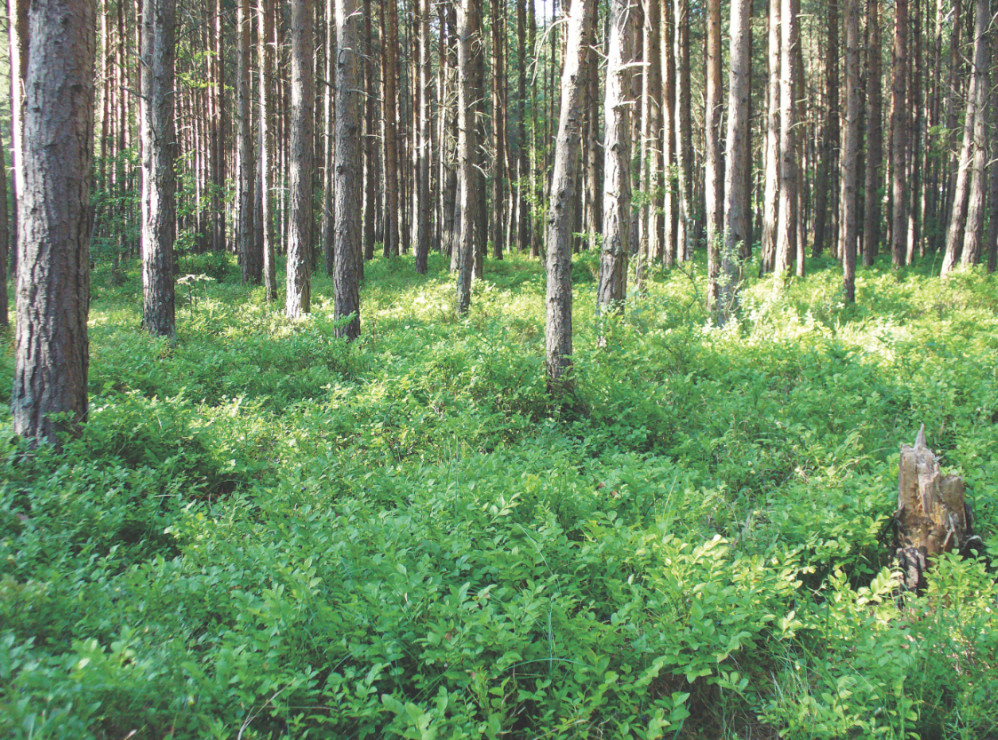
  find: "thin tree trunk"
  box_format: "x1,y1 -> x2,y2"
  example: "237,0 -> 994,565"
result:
705,0 -> 723,307
362,0 -> 376,262
13,0 -> 95,445
415,0 -> 432,272
638,0 -> 661,284
774,0 -> 799,278
862,0 -> 883,267
842,0 -> 861,302
812,0 -> 839,257
8,0 -> 30,281
515,0 -> 531,252
259,0 -> 276,299
661,0 -> 675,266
720,0 -> 751,323
456,0 -> 481,313
761,0 -> 780,272
237,0 -> 258,284
890,0 -> 909,267
490,0 -> 506,259
673,0 -> 692,261
141,0 -> 177,337
381,0 -> 400,257
333,0 -> 362,337
959,0 -> 990,268
545,0 -> 596,394
287,0 -> 314,317
322,0 -> 336,275
597,0 -> 635,312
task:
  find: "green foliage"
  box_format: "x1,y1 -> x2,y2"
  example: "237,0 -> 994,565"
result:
1,253 -> 997,738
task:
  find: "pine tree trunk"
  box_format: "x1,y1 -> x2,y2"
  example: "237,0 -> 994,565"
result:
638,0 -> 661,283
959,0 -> 990,268
140,0 -> 177,337
545,0 -> 596,394
761,0 -> 780,273
705,0 -> 723,307
286,0 -> 314,317
515,0 -> 531,252
259,0 -> 277,300
381,0 -> 400,257
890,0 -> 909,267
661,0 -> 676,267
237,0 -> 258,284
812,0 -> 839,258
332,0 -> 362,337
415,0 -> 432,272
597,0 -> 635,312
841,0 -> 861,302
455,0 -> 481,313
673,0 -> 692,261
362,0 -> 376,262
13,0 -> 95,446
719,0 -> 751,324
774,0 -> 799,278
490,0 -> 506,260
862,0 -> 883,267
8,0 -> 30,280
321,0 -> 336,275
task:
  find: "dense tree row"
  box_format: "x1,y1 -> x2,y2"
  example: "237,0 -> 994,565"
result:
8,0 -> 998,444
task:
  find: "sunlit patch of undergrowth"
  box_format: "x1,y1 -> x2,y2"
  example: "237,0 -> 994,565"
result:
2,251 -> 996,738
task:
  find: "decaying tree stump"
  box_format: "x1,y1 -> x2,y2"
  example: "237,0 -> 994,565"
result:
894,425 -> 979,591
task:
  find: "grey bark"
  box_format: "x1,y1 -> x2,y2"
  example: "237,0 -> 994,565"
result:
890,0 -> 909,267
959,0 -> 990,268
287,0 -> 314,318
774,0 -> 799,278
237,0 -> 258,284
841,0 -> 861,302
322,0 -> 336,276
455,0 -> 481,313
259,0 -> 277,300
862,0 -> 883,267
333,0 -> 362,338
545,0 -> 596,394
705,0 -> 723,307
12,0 -> 95,445
597,0 -> 635,312
761,0 -> 780,272
141,0 -> 177,337
415,0 -> 432,272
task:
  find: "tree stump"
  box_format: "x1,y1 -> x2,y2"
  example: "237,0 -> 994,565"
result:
894,425 -> 978,591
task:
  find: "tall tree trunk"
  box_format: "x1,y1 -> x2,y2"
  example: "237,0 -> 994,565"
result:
720,0 -> 751,323
862,0 -> 883,267
141,0 -> 177,337
362,0 -> 376,261
286,0 -> 314,317
0,124 -> 8,327
237,0 -> 258,284
211,0 -> 226,254
987,29 -> 998,274
761,0 -> 780,272
890,0 -> 909,267
661,0 -> 676,266
515,0 -> 531,252
13,0 -> 95,445
455,0 -> 481,313
959,0 -> 990,268
597,0 -> 635,312
381,0 -> 400,257
705,0 -> 723,307
841,0 -> 861,302
415,0 -> 432,272
322,0 -> 336,275
812,0 -> 839,257
259,0 -> 277,300
333,0 -> 362,337
638,0 -> 661,284
774,0 -> 799,278
544,0 -> 596,394
490,0 -> 506,259
673,0 -> 692,261
8,0 -> 30,280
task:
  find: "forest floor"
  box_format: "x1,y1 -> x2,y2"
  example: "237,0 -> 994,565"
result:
2,250 -> 998,738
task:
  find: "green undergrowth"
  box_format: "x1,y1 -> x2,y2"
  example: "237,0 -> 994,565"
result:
2,251 -> 997,738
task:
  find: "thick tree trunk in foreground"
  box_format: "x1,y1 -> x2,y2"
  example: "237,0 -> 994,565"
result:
841,0 -> 861,302
895,426 -> 978,591
333,0 -> 362,338
13,0 -> 95,445
719,0 -> 751,325
596,0 -> 634,312
286,0 -> 314,318
545,0 -> 596,394
141,0 -> 177,337
455,0 -> 481,314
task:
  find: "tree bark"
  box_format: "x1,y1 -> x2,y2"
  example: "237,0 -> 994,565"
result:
286,0 -> 314,318
140,0 -> 177,337
959,0 -> 990,268
8,0 -> 30,280
490,0 -> 507,260
321,0 -> 336,276
862,0 -> 883,267
455,0 -> 481,313
673,0 -> 692,261
705,0 -> 723,307
812,0 -> 839,258
211,0 -> 226,254
13,0 -> 95,445
841,0 -> 861,302
545,0 -> 596,394
774,0 -> 799,278
381,0 -> 400,257
332,0 -> 362,338
415,0 -> 432,272
719,0 -> 751,324
237,0 -> 259,284
259,0 -> 277,300
660,0 -> 676,267
638,0 -> 661,283
890,0 -> 909,267
597,0 -> 635,312
761,0 -> 780,273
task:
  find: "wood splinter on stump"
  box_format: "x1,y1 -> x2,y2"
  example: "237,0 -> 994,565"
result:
894,425 -> 980,591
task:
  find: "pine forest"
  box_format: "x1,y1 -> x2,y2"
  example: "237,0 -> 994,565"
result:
3,0 -> 998,737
